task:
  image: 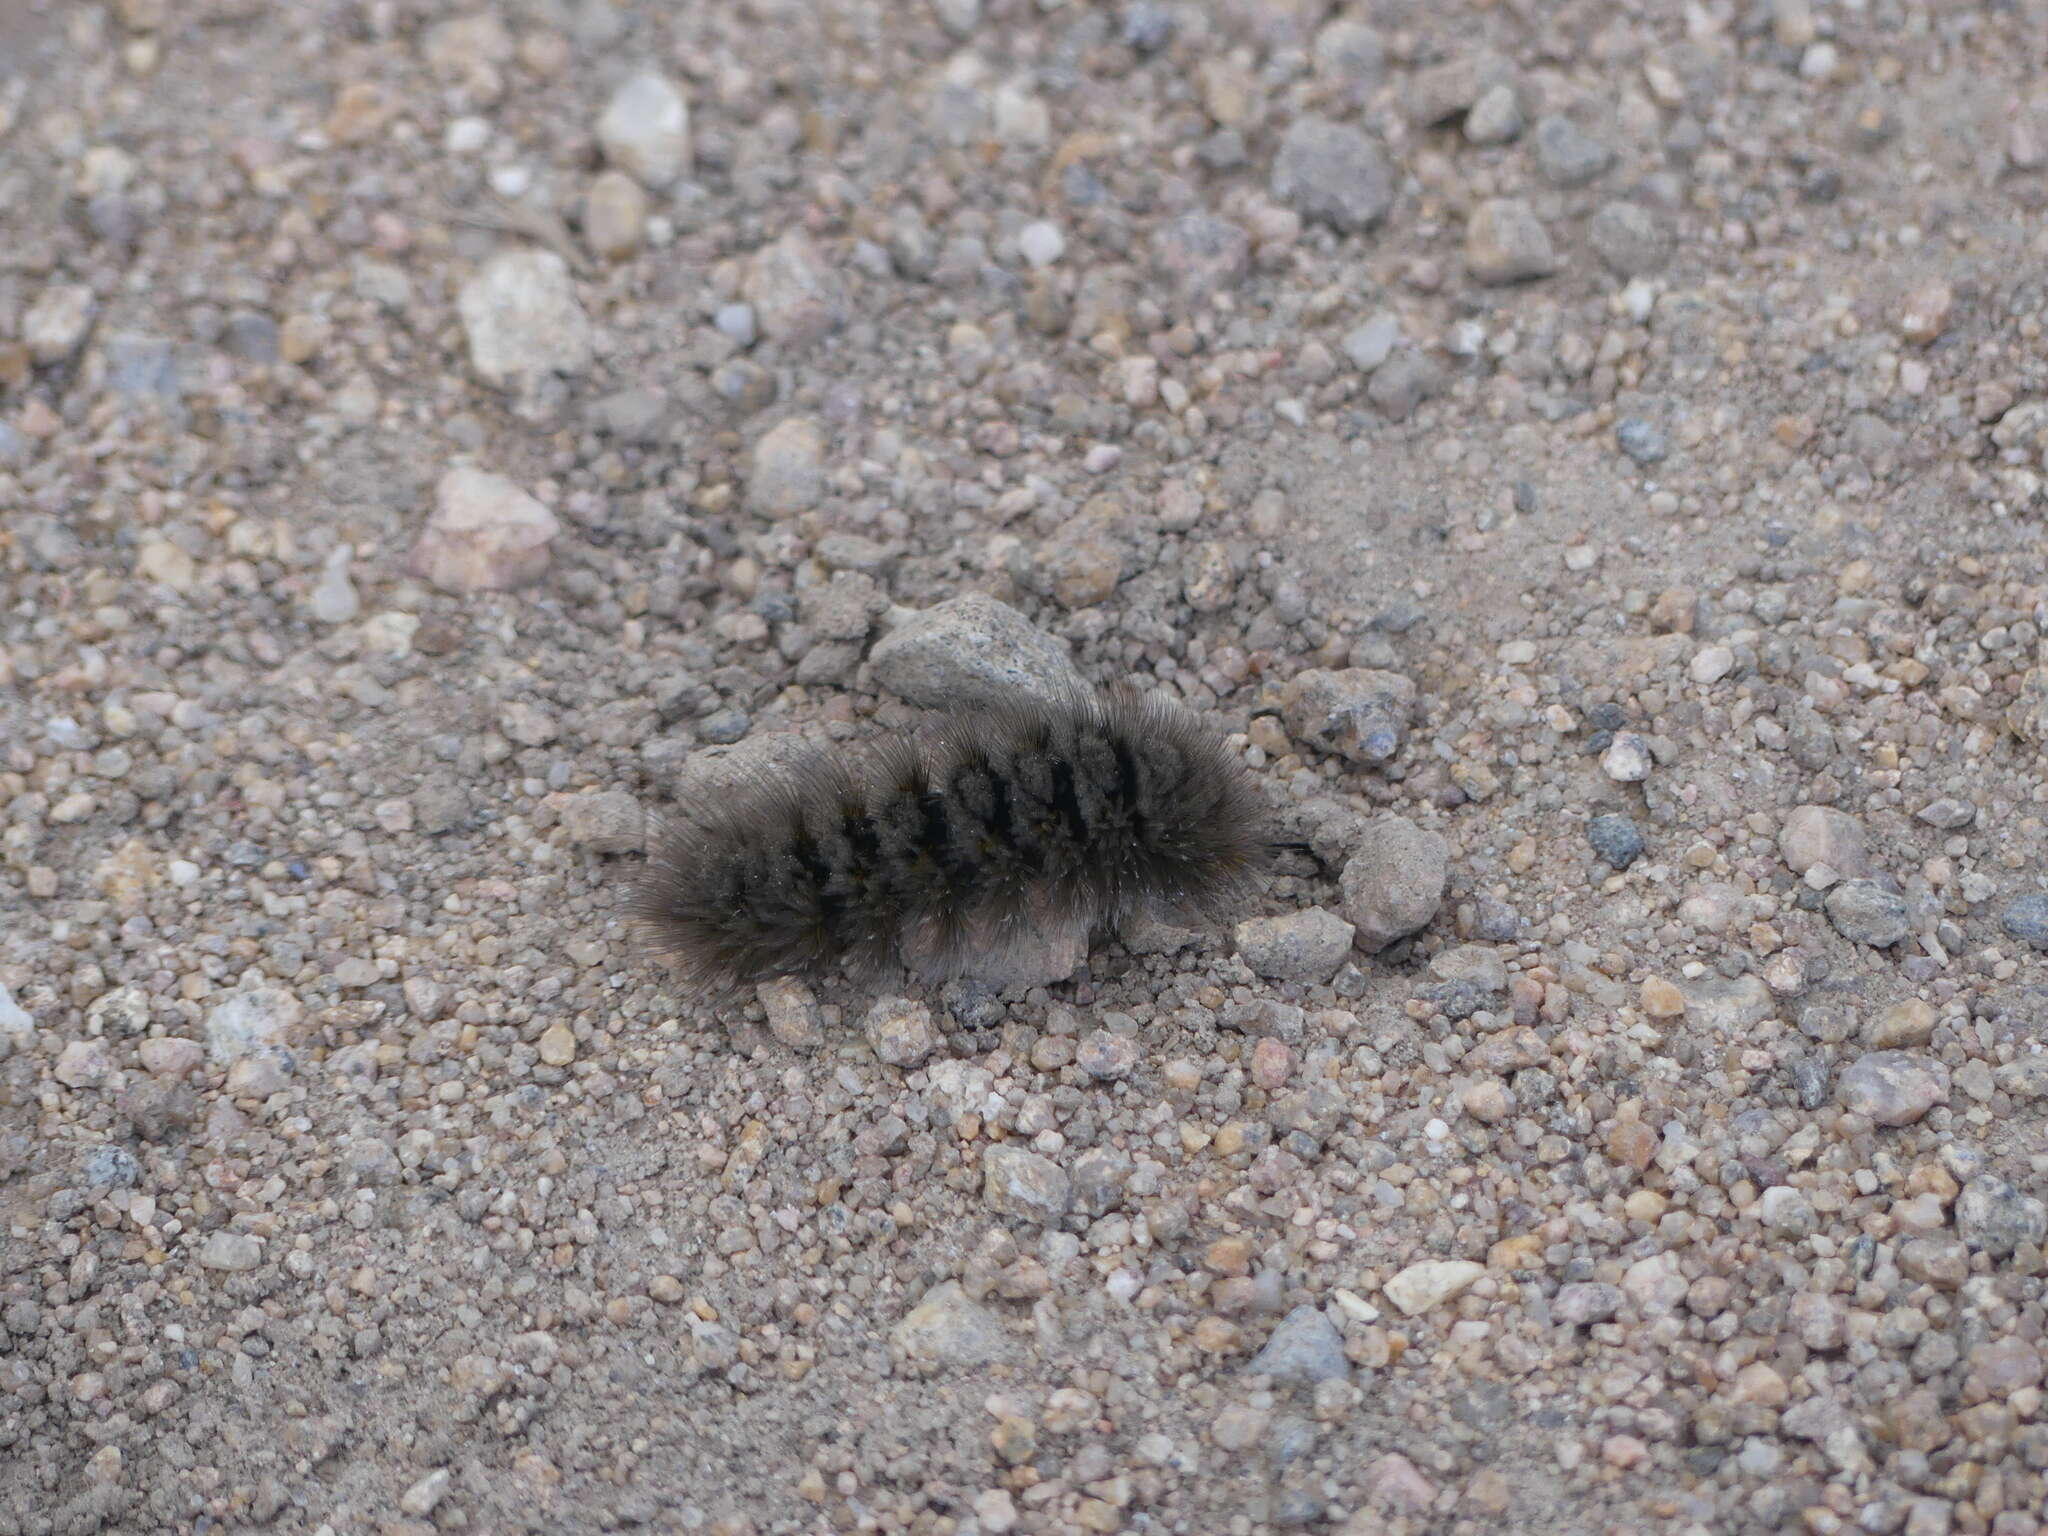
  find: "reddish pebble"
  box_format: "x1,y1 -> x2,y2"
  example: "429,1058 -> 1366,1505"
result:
1250,1037 -> 1292,1089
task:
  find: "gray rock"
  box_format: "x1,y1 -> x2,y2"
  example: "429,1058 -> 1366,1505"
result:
1825,880 -> 1910,947
1465,198 -> 1555,284
1677,974 -> 1773,1031
1588,201 -> 1669,276
1956,1175 -> 2048,1257
1076,1030 -> 1139,1081
1070,1147 -> 1132,1215
597,71 -> 691,188
1837,1051 -> 1949,1126
742,231 -> 845,348
106,333 -> 180,398
558,789 -> 644,854
864,996 -> 939,1067
1779,805 -> 1869,877
1247,1305 -> 1350,1385
83,1145 -> 140,1189
1270,117 -> 1394,232
1915,798 -> 1976,830
1150,213 -> 1251,304
198,1231 -> 262,1272
870,594 -> 1085,710
1615,418 -> 1668,466
1463,83 -> 1524,145
982,1144 -> 1071,1223
1790,1054 -> 1831,1110
1312,20 -> 1384,101
757,977 -> 825,1051
747,416 -> 828,517
587,387 -> 670,444
458,251 -> 593,390
1234,908 -> 1355,982
2001,893 -> 2048,952
1587,813 -> 1645,869
1341,313 -> 1400,372
1404,51 -> 1514,126
1280,668 -> 1416,765
1554,1282 -> 1624,1325
892,1280 -> 1010,1367
1367,352 -> 1442,419
1532,114 -> 1614,185
410,467 -> 559,594
1340,816 -> 1449,953
204,988 -> 303,1066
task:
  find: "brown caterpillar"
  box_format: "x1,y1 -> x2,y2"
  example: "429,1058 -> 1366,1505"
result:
631,684 -> 1269,992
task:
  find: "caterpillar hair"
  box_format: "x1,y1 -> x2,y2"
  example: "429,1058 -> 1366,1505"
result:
631,683 -> 1270,993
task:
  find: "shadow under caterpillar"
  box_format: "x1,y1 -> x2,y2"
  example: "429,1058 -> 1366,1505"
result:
631,684 -> 1271,993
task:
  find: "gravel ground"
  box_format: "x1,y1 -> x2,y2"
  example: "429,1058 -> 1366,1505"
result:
5,0 -> 2048,1532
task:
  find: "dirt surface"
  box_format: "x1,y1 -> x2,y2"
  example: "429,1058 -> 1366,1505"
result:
6,1 -> 2048,1533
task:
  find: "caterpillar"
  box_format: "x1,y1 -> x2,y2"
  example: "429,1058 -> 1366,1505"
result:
631,684 -> 1270,993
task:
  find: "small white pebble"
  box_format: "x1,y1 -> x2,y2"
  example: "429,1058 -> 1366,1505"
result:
1017,220 -> 1065,267
445,116 -> 491,155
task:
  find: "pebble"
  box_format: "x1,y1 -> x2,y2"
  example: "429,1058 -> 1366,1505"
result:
715,304 -> 757,346
1621,1252 -> 1688,1315
1340,816 -> 1449,953
1588,201 -> 1669,277
1824,880 -> 1910,947
54,1040 -> 110,1088
1270,117 -> 1394,231
1615,418 -> 1668,466
299,545 -> 359,625
892,1281 -> 1009,1367
1465,199 -> 1555,284
1956,1176 -> 2048,1257
537,1023 -> 577,1066
23,283 -> 96,364
1532,115 -> 1614,185
400,1470 -> 452,1518
1463,84 -> 1523,145
1689,645 -> 1734,685
557,789 -> 644,854
1280,668 -> 1415,765
1779,805 -> 1868,878
1837,1052 -> 1949,1126
583,170 -> 648,261
410,467 -> 560,593
869,594 -> 1085,710
1599,731 -> 1652,782
757,978 -> 825,1051
742,231 -> 846,347
204,988 -> 303,1065
138,1038 -> 202,1077
198,1232 -> 262,1272
1864,1000 -> 1936,1050
747,416 -> 828,517
1076,1030 -> 1139,1081
864,997 -> 938,1067
1150,213 -> 1251,304
457,250 -> 594,390
1246,1306 -> 1350,1385
1383,1259 -> 1484,1316
982,1145 -> 1071,1224
1914,797 -> 1974,830
1017,221 -> 1064,268
1896,279 -> 1954,346
1367,352 -> 1442,419
597,71 -> 691,188
0,982 -> 32,1043
1234,909 -> 1355,982
1553,1283 -> 1624,1325
1341,313 -> 1400,373
2000,893 -> 2048,952
1587,813 -> 1645,869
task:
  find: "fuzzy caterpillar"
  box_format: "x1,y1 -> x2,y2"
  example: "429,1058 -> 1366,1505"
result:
631,684 -> 1269,992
